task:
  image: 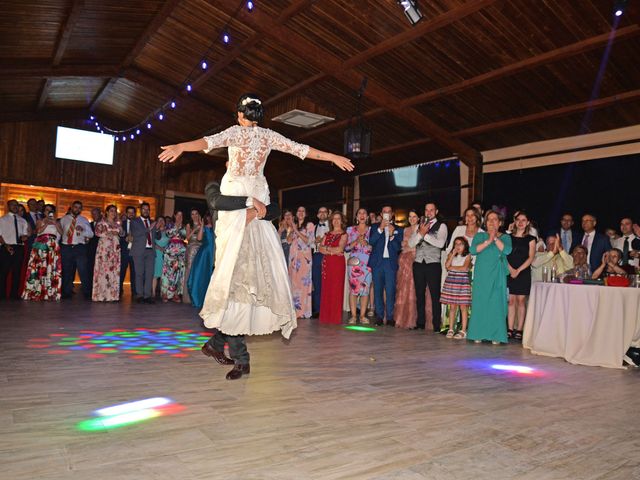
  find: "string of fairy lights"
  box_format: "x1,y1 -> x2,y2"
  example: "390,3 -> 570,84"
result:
90,0 -> 255,142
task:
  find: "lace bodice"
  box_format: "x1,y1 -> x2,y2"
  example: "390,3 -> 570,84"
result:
203,125 -> 309,177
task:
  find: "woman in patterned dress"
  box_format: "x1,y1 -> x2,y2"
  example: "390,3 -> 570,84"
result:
22,204 -> 63,301
92,204 -> 122,302
345,208 -> 372,324
288,206 -> 314,319
161,211 -> 187,303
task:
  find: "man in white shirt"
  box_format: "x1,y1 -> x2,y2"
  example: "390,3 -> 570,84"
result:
59,200 -> 94,300
531,234 -> 574,282
612,217 -> 638,267
311,206 -> 329,317
408,202 -> 448,331
579,213 -> 610,270
0,199 -> 30,300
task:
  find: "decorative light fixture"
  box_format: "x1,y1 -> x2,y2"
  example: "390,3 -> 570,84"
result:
398,0 -> 423,25
614,0 -> 628,16
201,60 -> 208,70
247,1 -> 254,12
344,77 -> 371,161
222,32 -> 230,44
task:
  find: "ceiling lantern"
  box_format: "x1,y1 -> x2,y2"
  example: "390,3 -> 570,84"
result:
344,77 -> 371,160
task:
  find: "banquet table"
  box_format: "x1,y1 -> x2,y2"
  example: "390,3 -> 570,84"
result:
523,282 -> 640,368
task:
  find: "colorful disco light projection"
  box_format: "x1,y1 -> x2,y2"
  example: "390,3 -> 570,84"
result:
463,360 -> 544,378
77,397 -> 184,432
344,325 -> 377,332
27,328 -> 212,359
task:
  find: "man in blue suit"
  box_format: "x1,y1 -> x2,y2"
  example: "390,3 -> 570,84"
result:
549,213 -> 580,253
579,213 -> 611,270
367,205 -> 403,326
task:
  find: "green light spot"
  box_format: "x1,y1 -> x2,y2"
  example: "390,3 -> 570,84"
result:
344,325 -> 377,332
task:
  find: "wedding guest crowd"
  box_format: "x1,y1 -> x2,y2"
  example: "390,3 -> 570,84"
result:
2,195 -> 637,352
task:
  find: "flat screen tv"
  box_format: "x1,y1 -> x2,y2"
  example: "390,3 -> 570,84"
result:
55,126 -> 115,165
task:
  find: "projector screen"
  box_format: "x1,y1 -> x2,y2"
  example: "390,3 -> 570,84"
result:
55,126 -> 115,165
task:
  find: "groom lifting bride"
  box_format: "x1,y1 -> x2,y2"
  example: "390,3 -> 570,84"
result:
158,93 -> 353,379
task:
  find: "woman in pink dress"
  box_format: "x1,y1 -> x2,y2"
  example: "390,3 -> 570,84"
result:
319,212 -> 348,324
394,210 -> 419,328
288,206 -> 314,318
92,205 -> 122,302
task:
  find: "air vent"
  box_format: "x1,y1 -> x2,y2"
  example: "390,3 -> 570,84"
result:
271,109 -> 335,129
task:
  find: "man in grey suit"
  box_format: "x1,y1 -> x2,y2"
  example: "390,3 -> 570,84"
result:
130,202 -> 156,304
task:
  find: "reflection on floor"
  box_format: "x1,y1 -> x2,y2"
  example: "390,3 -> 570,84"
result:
1,297 -> 638,480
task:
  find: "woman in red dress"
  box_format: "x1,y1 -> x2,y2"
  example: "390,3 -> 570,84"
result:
319,211 -> 348,324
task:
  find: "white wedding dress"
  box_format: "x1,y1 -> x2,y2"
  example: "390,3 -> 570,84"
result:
199,125 -> 309,339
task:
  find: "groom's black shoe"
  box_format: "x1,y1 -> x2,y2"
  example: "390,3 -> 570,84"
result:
226,363 -> 250,380
201,343 -> 234,365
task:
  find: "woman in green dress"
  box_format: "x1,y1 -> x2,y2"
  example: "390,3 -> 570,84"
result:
467,210 -> 512,344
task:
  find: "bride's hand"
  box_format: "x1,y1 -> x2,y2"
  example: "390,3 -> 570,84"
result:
245,208 -> 257,225
158,144 -> 184,163
332,155 -> 354,172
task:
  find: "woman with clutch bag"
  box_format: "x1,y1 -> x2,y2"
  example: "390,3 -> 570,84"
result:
345,208 -> 372,324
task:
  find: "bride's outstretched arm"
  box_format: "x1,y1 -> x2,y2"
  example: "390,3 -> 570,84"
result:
158,138 -> 208,163
306,147 -> 354,172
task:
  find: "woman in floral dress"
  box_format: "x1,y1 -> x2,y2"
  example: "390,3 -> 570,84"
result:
22,204 -> 63,301
161,210 -> 187,302
345,208 -> 372,324
92,204 -> 122,302
288,206 -> 314,318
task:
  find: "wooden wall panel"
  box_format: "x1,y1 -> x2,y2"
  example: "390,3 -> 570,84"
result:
0,119 -> 226,206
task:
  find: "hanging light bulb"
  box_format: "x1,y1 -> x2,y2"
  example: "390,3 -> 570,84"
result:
222,32 -> 230,44
136,129 -> 141,135
247,1 -> 254,12
115,136 -> 119,142
122,136 -> 127,142
158,112 -> 164,121
90,115 -> 95,121
201,60 -> 208,70
130,133 -> 135,140
147,122 -> 152,129
186,84 -> 192,92
170,100 -> 176,109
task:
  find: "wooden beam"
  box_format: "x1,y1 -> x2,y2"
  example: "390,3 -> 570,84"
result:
400,24 -> 640,108
189,0 -> 316,93
36,79 -> 53,110
349,88 -> 640,163
52,0 -> 85,66
90,0 -> 184,110
296,24 -> 640,141
264,0 -> 497,107
0,108 -> 88,123
453,89 -> 640,138
0,63 -> 119,78
89,78 -> 118,111
234,5 -> 480,166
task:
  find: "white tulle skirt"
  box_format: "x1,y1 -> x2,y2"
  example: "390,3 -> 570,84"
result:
199,173 -> 297,339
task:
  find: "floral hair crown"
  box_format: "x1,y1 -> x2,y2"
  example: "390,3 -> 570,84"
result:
241,97 -> 262,106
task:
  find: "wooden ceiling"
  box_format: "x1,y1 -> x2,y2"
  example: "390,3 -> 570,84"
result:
1,0 -> 639,190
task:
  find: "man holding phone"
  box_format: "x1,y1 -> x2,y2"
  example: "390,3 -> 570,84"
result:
367,205 -> 403,326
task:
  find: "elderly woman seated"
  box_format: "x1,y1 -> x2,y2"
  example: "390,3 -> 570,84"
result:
531,234 -> 573,282
591,248 -> 635,280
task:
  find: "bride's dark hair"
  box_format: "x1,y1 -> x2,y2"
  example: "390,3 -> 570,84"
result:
236,93 -> 264,124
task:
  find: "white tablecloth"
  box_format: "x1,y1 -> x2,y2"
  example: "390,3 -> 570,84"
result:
523,282 -> 640,368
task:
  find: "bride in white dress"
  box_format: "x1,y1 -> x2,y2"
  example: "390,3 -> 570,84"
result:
159,94 -> 354,342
